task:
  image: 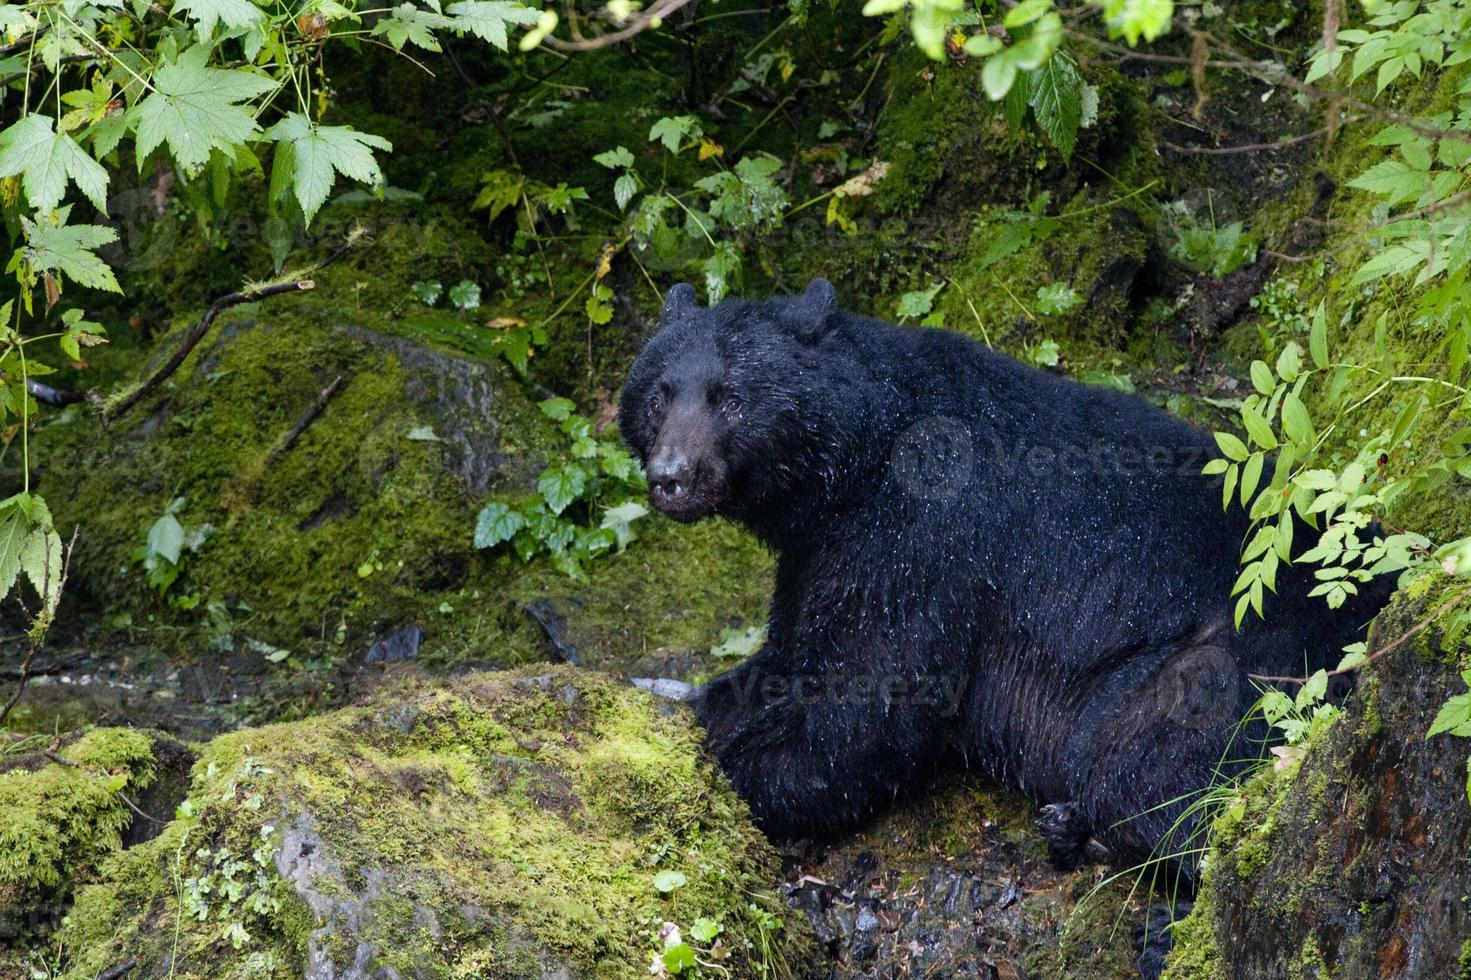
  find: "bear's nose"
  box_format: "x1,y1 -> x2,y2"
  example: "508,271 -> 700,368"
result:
649,451 -> 694,498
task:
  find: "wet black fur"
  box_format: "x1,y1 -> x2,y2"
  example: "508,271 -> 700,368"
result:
619,281 -> 1391,871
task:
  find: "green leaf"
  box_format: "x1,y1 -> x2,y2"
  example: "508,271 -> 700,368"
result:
148,513 -> 185,565
473,502 -> 527,548
537,465 -> 587,515
690,917 -> 721,943
896,282 -> 943,318
173,0 -> 266,42
1213,430 -> 1249,462
1241,407 -> 1279,451
1100,0 -> 1172,43
0,115 -> 110,215
1034,282 -> 1081,315
593,146 -> 635,169
16,212 -> 122,293
661,943 -> 696,973
446,1 -> 540,49
262,113 -> 392,224
649,116 -> 701,154
1249,360 -> 1274,395
652,869 -> 687,893
0,510 -> 28,600
613,173 -> 638,211
131,47 -> 275,173
372,3 -> 453,51
1025,51 -> 1082,161
1240,451 -> 1264,505
982,51 -> 1019,102
1347,159 -> 1425,206
1281,391 -> 1315,446
1428,692 -> 1471,738
538,397 -> 575,421
711,625 -> 765,659
1309,305 -> 1329,368
1004,0 -> 1053,27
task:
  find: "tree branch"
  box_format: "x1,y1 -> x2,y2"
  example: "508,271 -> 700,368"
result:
543,0 -> 696,51
103,280 -> 314,425
1248,589 -> 1470,685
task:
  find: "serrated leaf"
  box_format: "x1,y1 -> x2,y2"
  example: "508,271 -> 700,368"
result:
262,113 -> 392,224
538,397 -> 575,421
446,1 -> 540,49
1347,159 -> 1425,206
613,173 -> 637,211
473,502 -> 526,548
593,145 -> 635,169
649,116 -> 700,154
537,465 -> 587,514
17,213 -> 121,293
1428,692 -> 1471,738
173,0 -> 266,41
0,115 -> 110,214
1026,51 -> 1082,161
131,47 -> 275,172
372,3 -> 453,50
0,510 -> 27,600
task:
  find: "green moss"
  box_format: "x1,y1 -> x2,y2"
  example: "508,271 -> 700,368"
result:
1160,876 -> 1222,980
0,729 -> 157,922
57,666 -> 817,979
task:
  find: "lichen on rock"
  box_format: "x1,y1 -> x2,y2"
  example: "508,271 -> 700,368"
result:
54,666 -> 816,979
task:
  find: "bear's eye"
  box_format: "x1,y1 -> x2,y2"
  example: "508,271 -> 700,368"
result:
647,391 -> 665,417
721,395 -> 742,418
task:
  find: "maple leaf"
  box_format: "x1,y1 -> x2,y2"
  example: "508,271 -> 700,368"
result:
13,210 -> 122,294
263,113 -> 393,223
372,4 -> 453,51
0,115 -> 110,214
173,0 -> 266,42
446,1 -> 540,49
130,46 -> 275,172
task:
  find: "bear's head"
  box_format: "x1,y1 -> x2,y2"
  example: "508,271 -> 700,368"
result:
619,278 -> 840,523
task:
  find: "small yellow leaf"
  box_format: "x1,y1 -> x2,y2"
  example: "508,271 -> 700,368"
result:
697,139 -> 724,161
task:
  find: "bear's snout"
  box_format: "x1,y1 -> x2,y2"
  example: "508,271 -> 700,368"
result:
646,406 -> 726,522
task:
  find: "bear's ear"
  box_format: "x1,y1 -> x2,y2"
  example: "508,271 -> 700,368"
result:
662,283 -> 699,323
787,277 -> 837,344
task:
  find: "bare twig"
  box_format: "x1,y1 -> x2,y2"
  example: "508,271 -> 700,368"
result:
103,280 -> 314,424
97,959 -> 136,980
269,375 -> 343,461
0,643 -> 39,727
1249,589 -> 1470,685
1160,126 -> 1335,156
544,0 -> 696,51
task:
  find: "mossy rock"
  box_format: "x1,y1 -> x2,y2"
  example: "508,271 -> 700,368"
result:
54,666 -> 817,979
0,728 -> 187,938
1163,587 -> 1471,980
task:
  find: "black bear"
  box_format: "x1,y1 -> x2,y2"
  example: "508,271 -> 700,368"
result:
619,278 -> 1389,874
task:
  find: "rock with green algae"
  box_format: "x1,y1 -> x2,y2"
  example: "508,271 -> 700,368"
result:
51,666 -> 817,979
1162,586 -> 1471,980
0,728 -> 172,939
31,290 -> 774,686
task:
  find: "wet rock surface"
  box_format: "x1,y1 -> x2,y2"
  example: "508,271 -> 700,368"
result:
1165,592 -> 1471,979
783,781 -> 1142,979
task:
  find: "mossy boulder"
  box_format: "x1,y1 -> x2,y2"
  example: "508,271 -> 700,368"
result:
1163,587 -> 1471,979
31,293 -> 773,682
0,728 -> 184,938
50,666 -> 815,978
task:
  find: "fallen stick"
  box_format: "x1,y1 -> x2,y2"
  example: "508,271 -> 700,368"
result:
103,280 -> 314,424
